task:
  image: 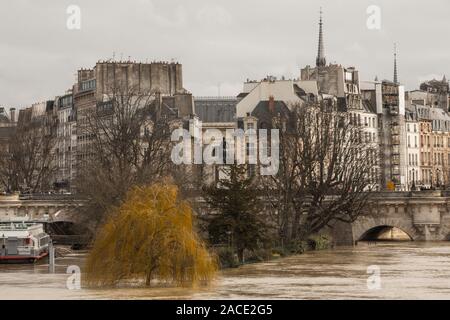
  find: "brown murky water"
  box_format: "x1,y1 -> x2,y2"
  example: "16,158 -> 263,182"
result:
1,242 -> 450,299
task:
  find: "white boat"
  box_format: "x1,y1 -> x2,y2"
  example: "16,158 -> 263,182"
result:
0,222 -> 50,263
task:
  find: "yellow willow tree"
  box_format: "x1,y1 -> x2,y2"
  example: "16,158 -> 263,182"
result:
85,183 -> 217,287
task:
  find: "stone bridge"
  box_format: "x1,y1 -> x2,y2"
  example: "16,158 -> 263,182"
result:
332,191 -> 450,245
2,191 -> 450,246
0,194 -> 85,223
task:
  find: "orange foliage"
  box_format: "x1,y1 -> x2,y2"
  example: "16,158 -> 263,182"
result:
85,183 -> 217,287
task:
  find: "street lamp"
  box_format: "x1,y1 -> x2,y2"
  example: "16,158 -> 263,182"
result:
226,230 -> 232,249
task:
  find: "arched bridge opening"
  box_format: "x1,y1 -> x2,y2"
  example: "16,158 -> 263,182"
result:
359,225 -> 413,242
43,221 -> 91,249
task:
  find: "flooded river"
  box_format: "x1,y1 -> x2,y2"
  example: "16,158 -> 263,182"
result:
1,242 -> 450,299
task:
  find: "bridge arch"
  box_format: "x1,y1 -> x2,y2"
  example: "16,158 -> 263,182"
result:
359,225 -> 414,241
352,217 -> 418,242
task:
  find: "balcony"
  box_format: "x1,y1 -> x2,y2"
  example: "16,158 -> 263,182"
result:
391,127 -> 400,136
392,157 -> 400,166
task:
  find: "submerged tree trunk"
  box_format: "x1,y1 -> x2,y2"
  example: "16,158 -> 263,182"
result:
145,271 -> 152,287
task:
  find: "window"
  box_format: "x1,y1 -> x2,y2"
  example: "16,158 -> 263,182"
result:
80,79 -> 96,91
345,72 -> 353,81
246,142 -> 256,157
248,164 -> 256,177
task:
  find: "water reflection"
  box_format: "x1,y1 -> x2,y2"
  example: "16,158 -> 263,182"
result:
1,243 -> 450,299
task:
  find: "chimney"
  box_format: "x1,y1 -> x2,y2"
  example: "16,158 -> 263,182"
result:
268,95 -> 275,113
10,108 -> 16,122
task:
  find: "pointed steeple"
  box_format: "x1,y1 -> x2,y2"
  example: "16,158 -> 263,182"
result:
393,43 -> 399,84
375,75 -> 379,82
443,75 -> 447,83
316,8 -> 326,68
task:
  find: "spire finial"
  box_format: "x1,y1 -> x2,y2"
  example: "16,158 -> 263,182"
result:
393,43 -> 399,84
316,7 -> 326,68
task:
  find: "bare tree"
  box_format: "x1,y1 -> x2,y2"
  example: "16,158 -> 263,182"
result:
261,101 -> 377,245
1,116 -> 57,193
76,84 -> 188,229
0,138 -> 17,193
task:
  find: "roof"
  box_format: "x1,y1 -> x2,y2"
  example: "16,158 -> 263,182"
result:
194,98 -> 237,123
251,100 -> 290,127
0,126 -> 15,141
0,114 -> 9,123
236,80 -> 318,118
429,107 -> 450,121
405,105 -> 419,121
362,100 -> 377,114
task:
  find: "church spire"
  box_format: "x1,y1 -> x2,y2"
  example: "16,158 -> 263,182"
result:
316,8 -> 326,68
393,43 -> 399,84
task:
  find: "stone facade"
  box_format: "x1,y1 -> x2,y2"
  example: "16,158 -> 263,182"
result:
72,60 -> 193,190
405,107 -> 420,188
0,194 -> 83,222
54,92 -> 76,191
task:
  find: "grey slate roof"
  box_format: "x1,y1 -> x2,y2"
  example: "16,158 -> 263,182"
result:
194,98 -> 237,123
362,100 -> 377,114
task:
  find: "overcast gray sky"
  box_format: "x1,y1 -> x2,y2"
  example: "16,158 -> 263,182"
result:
0,0 -> 449,108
